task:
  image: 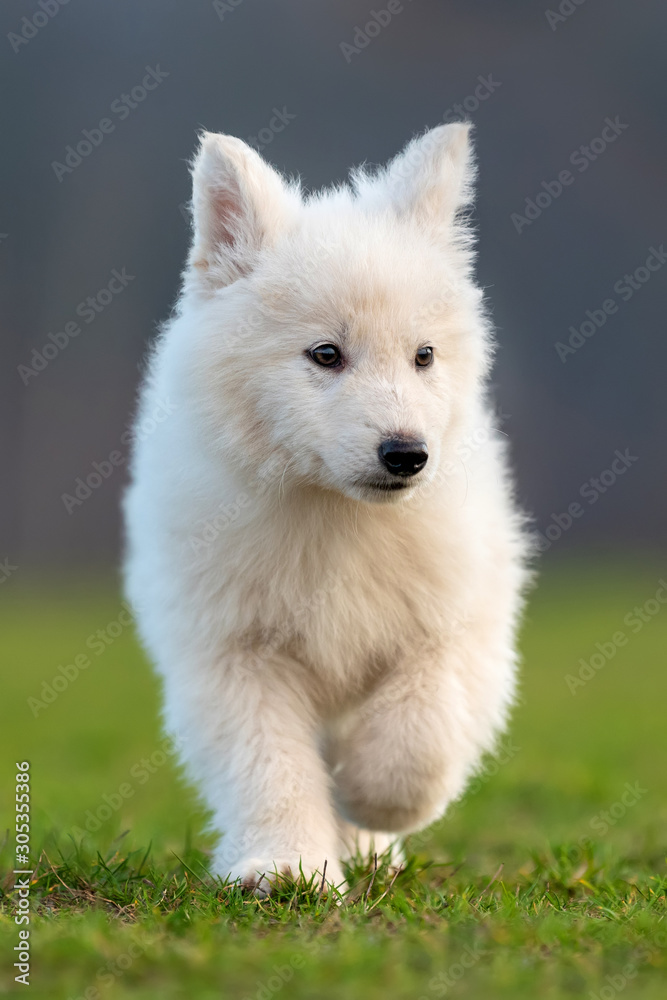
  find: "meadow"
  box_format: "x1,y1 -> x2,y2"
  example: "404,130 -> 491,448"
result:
1,555 -> 665,998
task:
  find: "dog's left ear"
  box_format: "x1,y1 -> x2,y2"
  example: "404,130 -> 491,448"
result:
353,123 -> 475,239
187,132 -> 297,292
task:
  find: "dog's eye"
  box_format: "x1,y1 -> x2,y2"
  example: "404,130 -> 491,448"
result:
415,346 -> 434,368
309,344 -> 342,368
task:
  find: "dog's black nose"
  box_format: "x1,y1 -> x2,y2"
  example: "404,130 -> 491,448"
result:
378,438 -> 428,477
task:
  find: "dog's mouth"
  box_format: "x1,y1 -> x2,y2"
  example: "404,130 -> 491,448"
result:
354,479 -> 413,493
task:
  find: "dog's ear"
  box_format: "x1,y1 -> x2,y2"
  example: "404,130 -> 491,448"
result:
187,132 -> 296,291
353,123 -> 475,239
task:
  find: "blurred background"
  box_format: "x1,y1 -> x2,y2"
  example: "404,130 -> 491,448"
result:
2,0 -> 666,574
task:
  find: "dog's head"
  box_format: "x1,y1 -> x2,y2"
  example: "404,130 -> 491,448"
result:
178,125 -> 491,504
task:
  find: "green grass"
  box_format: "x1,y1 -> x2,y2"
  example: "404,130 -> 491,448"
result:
1,556 -> 666,998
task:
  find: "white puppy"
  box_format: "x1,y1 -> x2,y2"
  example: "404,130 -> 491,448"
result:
123,124 -> 530,894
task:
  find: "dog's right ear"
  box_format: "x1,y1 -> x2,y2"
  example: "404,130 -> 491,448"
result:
187,132 -> 296,292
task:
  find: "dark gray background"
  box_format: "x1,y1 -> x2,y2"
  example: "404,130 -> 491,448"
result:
2,0 -> 665,570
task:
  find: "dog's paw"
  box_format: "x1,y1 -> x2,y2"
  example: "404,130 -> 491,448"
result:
338,825 -> 406,872
228,856 -> 343,898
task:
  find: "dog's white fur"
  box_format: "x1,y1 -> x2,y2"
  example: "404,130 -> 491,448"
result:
123,124 -> 529,894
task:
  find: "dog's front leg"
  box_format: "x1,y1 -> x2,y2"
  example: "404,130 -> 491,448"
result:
331,657 -> 484,834
165,650 -> 342,895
